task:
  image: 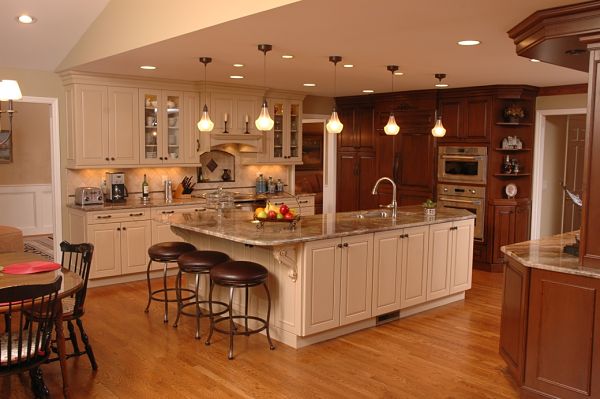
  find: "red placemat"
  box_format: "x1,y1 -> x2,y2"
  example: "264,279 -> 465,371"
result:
2,261 -> 61,275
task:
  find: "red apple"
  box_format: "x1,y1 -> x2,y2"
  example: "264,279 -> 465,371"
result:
267,210 -> 277,219
279,204 -> 289,215
284,212 -> 295,220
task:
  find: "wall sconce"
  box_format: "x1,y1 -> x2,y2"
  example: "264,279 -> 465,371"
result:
0,80 -> 23,145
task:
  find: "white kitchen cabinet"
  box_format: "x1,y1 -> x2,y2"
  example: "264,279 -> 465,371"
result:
86,222 -> 121,278
210,91 -> 262,135
181,91 -> 204,163
67,84 -> 139,167
151,205 -> 207,245
400,225 -> 430,309
267,99 -> 302,164
426,221 -> 453,301
372,230 -> 403,316
450,219 -> 474,293
302,233 -> 372,335
270,195 -> 315,216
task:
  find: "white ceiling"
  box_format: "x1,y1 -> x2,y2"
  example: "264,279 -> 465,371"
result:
1,0 -> 589,97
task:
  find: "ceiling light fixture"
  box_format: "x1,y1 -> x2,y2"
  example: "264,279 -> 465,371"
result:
282,55 -> 294,59
384,65 -> 400,136
457,40 -> 480,46
326,56 -> 343,134
394,71 -> 404,76
0,80 -> 23,146
343,64 -> 354,68
196,57 -> 214,132
431,73 -> 447,138
255,44 -> 275,131
233,63 -> 244,67
530,59 -> 541,63
16,15 -> 37,24
362,89 -> 375,93
303,83 -> 316,87
229,75 -> 244,79
140,65 -> 157,70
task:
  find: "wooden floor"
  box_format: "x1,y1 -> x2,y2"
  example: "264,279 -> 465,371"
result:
4,270 -> 519,398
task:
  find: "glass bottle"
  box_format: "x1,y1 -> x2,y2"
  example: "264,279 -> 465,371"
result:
142,174 -> 149,200
268,176 -> 275,194
276,179 -> 284,192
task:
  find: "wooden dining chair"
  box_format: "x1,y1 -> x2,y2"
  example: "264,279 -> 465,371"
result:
0,277 -> 62,398
47,241 -> 98,370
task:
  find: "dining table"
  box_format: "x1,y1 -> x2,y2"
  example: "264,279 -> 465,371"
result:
0,251 -> 83,399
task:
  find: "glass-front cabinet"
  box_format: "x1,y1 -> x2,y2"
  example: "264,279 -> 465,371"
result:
140,90 -> 183,164
268,99 -> 302,164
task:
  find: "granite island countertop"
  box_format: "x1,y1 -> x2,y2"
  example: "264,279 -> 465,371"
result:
162,206 -> 474,246
501,231 -> 600,279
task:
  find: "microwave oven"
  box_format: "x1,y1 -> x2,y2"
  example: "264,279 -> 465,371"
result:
437,146 -> 487,185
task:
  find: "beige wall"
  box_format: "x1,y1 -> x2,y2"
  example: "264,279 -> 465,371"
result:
0,102 -> 51,185
536,93 -> 587,110
304,95 -> 334,116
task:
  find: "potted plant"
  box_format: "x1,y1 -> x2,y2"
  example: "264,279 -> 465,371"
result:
504,104 -> 525,123
423,199 -> 437,216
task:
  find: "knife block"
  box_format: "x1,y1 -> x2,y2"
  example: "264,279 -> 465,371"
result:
172,184 -> 191,199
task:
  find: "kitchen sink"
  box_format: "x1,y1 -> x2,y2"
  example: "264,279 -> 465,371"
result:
353,210 -> 417,219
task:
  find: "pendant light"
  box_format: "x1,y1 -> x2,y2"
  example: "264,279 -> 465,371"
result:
255,44 -> 274,131
197,57 -> 214,132
326,56 -> 344,134
431,73 -> 447,138
383,65 -> 400,136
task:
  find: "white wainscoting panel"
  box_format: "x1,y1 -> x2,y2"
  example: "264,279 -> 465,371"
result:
0,184 -> 53,236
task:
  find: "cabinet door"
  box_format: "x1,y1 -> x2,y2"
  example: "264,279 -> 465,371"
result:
108,86 -> 139,165
302,238 -> 341,335
210,92 -> 234,134
356,105 -> 375,150
182,91 -> 202,163
427,222 -> 452,301
450,219 -> 474,293
87,222 -> 121,279
372,230 -> 402,316
400,225 -> 429,309
464,96 -> 491,140
492,205 -> 516,264
271,100 -> 285,161
357,152 -> 379,211
140,90 -> 162,164
75,85 -> 109,166
162,91 -> 183,164
235,95 -> 261,135
439,98 -> 461,140
337,106 -> 356,150
336,152 -> 359,212
340,234 -> 373,326
120,220 -> 152,275
287,102 -> 302,162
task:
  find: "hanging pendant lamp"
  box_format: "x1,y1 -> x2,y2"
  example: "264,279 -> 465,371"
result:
384,65 -> 400,136
431,73 -> 447,138
255,44 -> 275,131
197,57 -> 214,132
326,56 -> 344,134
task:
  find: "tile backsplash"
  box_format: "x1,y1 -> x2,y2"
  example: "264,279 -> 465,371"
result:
66,150 -> 291,201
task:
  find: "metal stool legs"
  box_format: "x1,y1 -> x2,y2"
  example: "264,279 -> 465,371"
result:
145,259 -> 192,323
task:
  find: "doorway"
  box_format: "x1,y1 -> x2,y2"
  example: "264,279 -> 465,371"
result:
532,109 -> 586,239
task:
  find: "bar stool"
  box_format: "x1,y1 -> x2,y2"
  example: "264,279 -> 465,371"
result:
173,250 -> 231,339
205,260 -> 275,359
144,241 -> 196,323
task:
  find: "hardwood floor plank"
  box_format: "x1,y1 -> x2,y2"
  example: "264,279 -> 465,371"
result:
4,270 -> 518,398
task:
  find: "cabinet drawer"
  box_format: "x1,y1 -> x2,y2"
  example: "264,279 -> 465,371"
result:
296,195 -> 315,208
87,209 -> 150,224
150,205 -> 207,218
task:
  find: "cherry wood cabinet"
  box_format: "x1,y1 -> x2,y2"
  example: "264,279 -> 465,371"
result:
336,101 -> 376,152
488,199 -> 531,268
336,150 -> 378,212
438,94 -> 492,141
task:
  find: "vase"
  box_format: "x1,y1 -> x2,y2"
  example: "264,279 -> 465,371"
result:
221,169 -> 232,181
424,207 -> 436,216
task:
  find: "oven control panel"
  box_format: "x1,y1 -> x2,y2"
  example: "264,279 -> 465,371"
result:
437,183 -> 485,199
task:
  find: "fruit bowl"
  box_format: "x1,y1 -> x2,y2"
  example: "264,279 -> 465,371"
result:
253,215 -> 300,229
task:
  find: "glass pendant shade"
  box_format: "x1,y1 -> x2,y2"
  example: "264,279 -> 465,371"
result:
326,110 -> 344,134
0,80 -> 23,101
197,104 -> 214,132
384,113 -> 400,135
431,116 -> 447,137
255,100 -> 274,131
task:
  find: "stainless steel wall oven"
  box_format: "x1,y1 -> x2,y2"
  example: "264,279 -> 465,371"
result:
437,146 -> 487,185
437,183 -> 486,241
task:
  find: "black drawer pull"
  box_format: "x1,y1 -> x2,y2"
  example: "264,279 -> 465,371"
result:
129,212 -> 143,217
162,210 -> 175,214
299,200 -> 309,204
97,215 -> 112,219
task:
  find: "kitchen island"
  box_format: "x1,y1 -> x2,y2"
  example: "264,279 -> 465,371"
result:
500,232 -> 600,399
164,205 -> 475,348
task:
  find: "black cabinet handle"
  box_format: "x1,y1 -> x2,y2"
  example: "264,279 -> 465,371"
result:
162,210 -> 175,214
97,215 -> 112,219
299,200 -> 309,204
122,227 -> 127,231
116,227 -> 121,231
105,157 -> 109,161
337,243 -> 343,248
343,243 -> 349,247
111,157 -> 115,161
129,213 -> 143,217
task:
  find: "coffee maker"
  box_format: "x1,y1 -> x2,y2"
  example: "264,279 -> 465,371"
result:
106,172 -> 128,202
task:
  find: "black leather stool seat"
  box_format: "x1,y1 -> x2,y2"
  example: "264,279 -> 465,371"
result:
177,251 -> 230,273
148,242 -> 196,261
210,260 -> 268,286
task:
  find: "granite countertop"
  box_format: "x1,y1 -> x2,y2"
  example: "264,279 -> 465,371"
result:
501,231 -> 600,279
162,205 -> 474,246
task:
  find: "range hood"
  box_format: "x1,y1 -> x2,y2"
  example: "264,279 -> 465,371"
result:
209,132 -> 263,153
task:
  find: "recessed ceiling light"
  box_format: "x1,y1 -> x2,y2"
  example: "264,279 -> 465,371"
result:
230,75 -> 244,79
435,83 -> 449,88
458,40 -> 480,46
394,71 -> 404,76
343,64 -> 354,68
140,65 -> 157,70
282,55 -> 294,59
362,89 -> 375,93
530,58 -> 541,63
233,63 -> 244,67
303,83 -> 316,87
16,14 -> 37,24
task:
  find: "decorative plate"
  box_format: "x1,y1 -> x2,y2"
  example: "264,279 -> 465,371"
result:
505,183 -> 517,199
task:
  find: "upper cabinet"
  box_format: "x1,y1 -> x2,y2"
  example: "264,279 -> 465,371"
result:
336,101 -> 376,152
267,99 -> 302,164
439,94 -> 493,142
65,84 -> 139,168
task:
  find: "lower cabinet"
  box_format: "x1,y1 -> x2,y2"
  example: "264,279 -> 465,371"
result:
150,206 -> 207,244
302,233 -> 373,336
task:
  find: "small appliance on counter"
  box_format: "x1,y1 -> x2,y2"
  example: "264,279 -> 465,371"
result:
74,187 -> 104,205
106,172 -> 128,202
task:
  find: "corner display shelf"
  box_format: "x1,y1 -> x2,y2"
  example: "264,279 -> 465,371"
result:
495,148 -> 532,152
495,121 -> 533,126
493,173 -> 531,177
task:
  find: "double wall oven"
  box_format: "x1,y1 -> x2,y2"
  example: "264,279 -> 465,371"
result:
437,146 -> 487,241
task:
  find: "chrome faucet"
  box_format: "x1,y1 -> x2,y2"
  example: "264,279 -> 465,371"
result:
371,177 -> 397,219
